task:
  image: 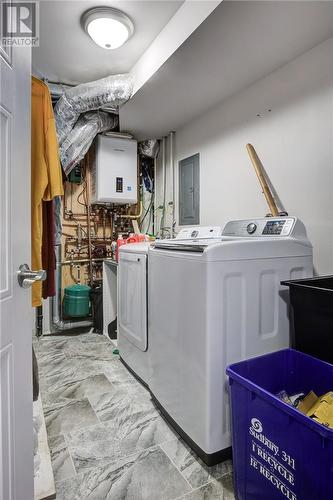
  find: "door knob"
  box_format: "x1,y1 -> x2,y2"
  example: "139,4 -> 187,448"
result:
17,264 -> 46,289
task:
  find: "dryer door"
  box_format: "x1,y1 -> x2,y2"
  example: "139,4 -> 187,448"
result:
118,252 -> 147,351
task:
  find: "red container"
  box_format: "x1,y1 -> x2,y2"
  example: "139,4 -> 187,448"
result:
126,234 -> 139,244
115,236 -> 127,262
126,233 -> 148,244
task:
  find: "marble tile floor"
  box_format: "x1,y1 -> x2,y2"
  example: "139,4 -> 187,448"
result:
34,332 -> 235,500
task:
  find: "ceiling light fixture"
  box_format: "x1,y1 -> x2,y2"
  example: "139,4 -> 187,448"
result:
81,7 -> 134,50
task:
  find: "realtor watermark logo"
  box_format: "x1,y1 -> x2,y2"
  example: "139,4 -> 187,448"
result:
1,1 -> 39,46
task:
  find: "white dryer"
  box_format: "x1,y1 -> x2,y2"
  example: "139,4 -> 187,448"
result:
148,217 -> 313,464
118,242 -> 150,385
118,226 -> 222,385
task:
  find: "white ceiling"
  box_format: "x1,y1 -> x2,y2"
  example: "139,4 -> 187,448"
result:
121,1 -> 333,139
32,0 -> 183,84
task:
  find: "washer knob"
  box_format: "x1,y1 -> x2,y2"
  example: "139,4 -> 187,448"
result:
247,223 -> 257,235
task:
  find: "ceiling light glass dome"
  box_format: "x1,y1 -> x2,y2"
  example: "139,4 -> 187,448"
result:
81,7 -> 134,50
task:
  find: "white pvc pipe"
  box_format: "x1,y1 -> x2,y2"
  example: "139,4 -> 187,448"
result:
153,156 -> 157,235
169,131 -> 175,238
161,137 -> 167,237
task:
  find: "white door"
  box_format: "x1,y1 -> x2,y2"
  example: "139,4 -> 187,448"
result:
118,253 -> 148,351
0,38 -> 33,500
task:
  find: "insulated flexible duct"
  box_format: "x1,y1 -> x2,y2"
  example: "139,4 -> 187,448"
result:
60,111 -> 118,175
54,73 -> 133,146
47,82 -> 71,101
138,139 -> 160,159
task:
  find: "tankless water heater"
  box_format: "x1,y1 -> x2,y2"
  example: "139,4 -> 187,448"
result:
91,134 -> 138,204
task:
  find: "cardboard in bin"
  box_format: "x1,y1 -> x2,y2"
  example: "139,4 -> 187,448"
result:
297,390 -> 333,428
227,349 -> 333,500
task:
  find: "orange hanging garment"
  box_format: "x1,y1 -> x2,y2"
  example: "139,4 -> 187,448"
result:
31,76 -> 63,307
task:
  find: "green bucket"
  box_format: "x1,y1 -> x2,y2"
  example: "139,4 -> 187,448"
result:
63,283 -> 91,318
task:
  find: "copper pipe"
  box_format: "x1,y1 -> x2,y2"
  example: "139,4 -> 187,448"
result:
102,209 -> 106,240
110,211 -> 113,241
118,201 -> 143,219
64,212 -> 87,220
61,258 -> 106,265
62,222 -> 88,229
70,266 -> 79,284
64,235 -> 111,244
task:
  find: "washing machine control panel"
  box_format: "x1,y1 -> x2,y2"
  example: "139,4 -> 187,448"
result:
262,220 -> 287,235
223,218 -> 296,237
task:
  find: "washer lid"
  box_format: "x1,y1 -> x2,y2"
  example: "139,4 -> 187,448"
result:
153,237 -> 222,252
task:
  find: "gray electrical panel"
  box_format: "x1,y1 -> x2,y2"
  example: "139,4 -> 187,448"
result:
179,153 -> 200,226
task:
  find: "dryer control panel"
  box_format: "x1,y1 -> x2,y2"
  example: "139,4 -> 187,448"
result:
223,218 -> 296,238
176,226 -> 222,240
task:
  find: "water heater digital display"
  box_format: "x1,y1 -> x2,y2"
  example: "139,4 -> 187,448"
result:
116,177 -> 123,193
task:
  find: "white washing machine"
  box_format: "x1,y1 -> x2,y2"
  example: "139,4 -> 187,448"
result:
118,226 -> 222,385
148,217 -> 313,464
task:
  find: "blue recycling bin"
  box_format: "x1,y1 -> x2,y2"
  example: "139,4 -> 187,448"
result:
226,349 -> 333,500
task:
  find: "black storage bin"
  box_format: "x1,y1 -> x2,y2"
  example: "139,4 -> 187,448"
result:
107,317 -> 117,340
281,276 -> 333,363
90,285 -> 103,334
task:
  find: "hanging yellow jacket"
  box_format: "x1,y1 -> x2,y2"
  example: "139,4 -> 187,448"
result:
31,77 -> 63,307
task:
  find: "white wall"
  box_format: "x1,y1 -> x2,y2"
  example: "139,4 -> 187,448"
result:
172,37 -> 333,275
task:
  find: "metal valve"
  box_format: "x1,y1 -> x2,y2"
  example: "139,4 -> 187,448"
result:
17,264 -> 46,289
